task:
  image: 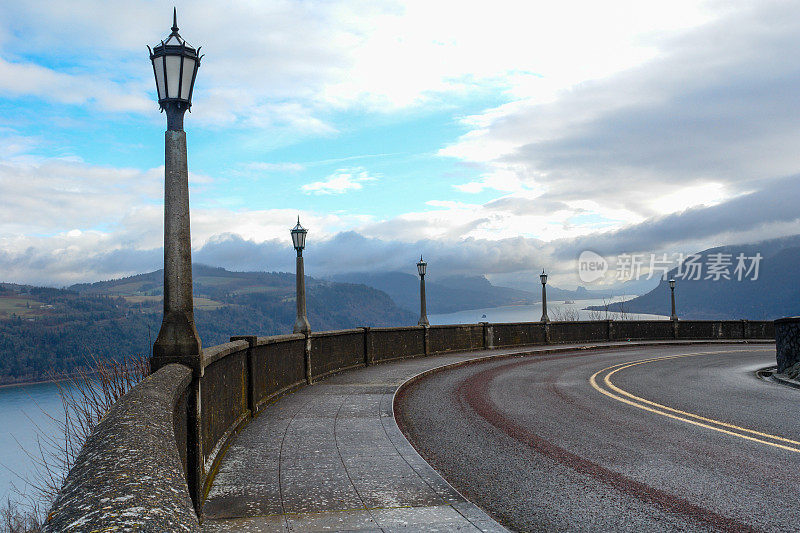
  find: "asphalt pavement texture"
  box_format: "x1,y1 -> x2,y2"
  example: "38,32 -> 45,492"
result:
395,344 -> 796,532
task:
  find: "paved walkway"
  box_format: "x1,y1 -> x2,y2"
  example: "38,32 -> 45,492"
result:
201,340 -> 771,532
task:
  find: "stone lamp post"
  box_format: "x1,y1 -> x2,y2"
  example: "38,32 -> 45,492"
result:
149,9 -> 203,370
147,9 -> 204,513
669,278 -> 678,321
540,270 -> 550,323
292,218 -> 311,334
417,256 -> 429,326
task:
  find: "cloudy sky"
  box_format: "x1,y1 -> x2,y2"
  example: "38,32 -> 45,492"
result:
1,0 -> 799,288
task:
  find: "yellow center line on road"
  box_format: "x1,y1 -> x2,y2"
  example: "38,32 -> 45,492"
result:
588,349 -> 800,453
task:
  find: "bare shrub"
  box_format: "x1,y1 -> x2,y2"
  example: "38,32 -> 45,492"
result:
613,299 -> 630,320
9,355 -> 150,525
0,498 -> 40,533
587,299 -> 613,320
551,306 -> 580,321
586,297 -> 632,321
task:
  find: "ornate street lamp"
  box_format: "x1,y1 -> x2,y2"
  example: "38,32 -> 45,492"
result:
669,278 -> 678,321
150,9 -> 203,370
417,256 -> 429,326
147,9 -> 203,513
292,217 -> 311,334
540,270 -> 550,323
148,8 -> 202,131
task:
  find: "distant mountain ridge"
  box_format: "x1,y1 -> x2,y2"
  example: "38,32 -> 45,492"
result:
330,272 -> 615,314
597,235 -> 800,319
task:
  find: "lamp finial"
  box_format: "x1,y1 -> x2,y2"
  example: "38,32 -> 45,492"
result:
172,7 -> 179,33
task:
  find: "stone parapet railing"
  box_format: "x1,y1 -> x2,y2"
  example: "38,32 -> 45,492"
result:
775,316 -> 800,372
43,319 -> 775,529
42,364 -> 198,532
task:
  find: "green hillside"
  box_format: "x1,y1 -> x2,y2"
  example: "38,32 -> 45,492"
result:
0,265 -> 414,385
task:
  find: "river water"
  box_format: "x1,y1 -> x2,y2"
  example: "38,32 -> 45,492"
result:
0,297 -> 667,507
429,296 -> 668,324
0,381 -> 65,507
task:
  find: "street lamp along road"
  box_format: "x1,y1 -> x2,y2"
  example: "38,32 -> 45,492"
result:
292,217 -> 311,334
417,256 -> 429,326
291,217 -> 308,255
148,8 -> 202,131
417,256 -> 427,277
150,8 -> 203,368
148,9 -> 204,513
540,270 -> 550,323
669,278 -> 678,321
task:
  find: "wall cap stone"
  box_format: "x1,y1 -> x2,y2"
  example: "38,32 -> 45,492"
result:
43,364 -> 198,532
255,333 -> 305,346
310,328 -> 364,338
202,340 -> 249,368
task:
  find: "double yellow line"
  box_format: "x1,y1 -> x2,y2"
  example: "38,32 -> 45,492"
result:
589,349 -> 800,453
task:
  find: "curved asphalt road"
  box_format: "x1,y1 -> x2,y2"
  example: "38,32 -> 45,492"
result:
395,344 -> 799,532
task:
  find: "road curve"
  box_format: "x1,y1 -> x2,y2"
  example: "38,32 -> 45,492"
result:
395,344 -> 798,532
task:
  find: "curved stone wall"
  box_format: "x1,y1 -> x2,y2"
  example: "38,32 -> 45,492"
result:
42,364 -> 198,532
44,319 -> 775,527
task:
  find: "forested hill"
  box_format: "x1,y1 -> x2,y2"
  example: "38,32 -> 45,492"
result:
0,265 -> 414,385
597,235 -> 800,320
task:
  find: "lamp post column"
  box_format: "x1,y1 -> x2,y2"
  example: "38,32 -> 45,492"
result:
148,11 -> 204,514
292,218 -> 311,334
294,250 -> 311,334
151,12 -> 202,371
669,278 -> 678,321
152,124 -> 202,366
417,256 -> 429,326
540,270 -> 550,323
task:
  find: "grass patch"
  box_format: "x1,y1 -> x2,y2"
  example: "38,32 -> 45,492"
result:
0,297 -> 48,318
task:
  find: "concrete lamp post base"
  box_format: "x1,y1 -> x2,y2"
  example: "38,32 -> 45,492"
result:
153,310 -> 202,368
294,317 -> 311,335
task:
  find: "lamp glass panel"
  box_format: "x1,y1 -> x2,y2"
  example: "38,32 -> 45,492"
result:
165,55 -> 181,99
292,230 -> 306,250
180,57 -> 195,100
153,58 -> 166,100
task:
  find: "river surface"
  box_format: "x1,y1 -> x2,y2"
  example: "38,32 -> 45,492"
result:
0,297 -> 666,506
0,380 -> 65,507
429,296 -> 668,324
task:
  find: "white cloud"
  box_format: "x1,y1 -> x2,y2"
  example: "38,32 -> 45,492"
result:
0,0 -> 721,124
3,1 -> 800,290
0,56 -> 151,113
439,1 -> 800,225
301,167 -> 378,195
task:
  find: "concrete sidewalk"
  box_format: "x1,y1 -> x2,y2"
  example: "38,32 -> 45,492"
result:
201,340 -> 771,532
